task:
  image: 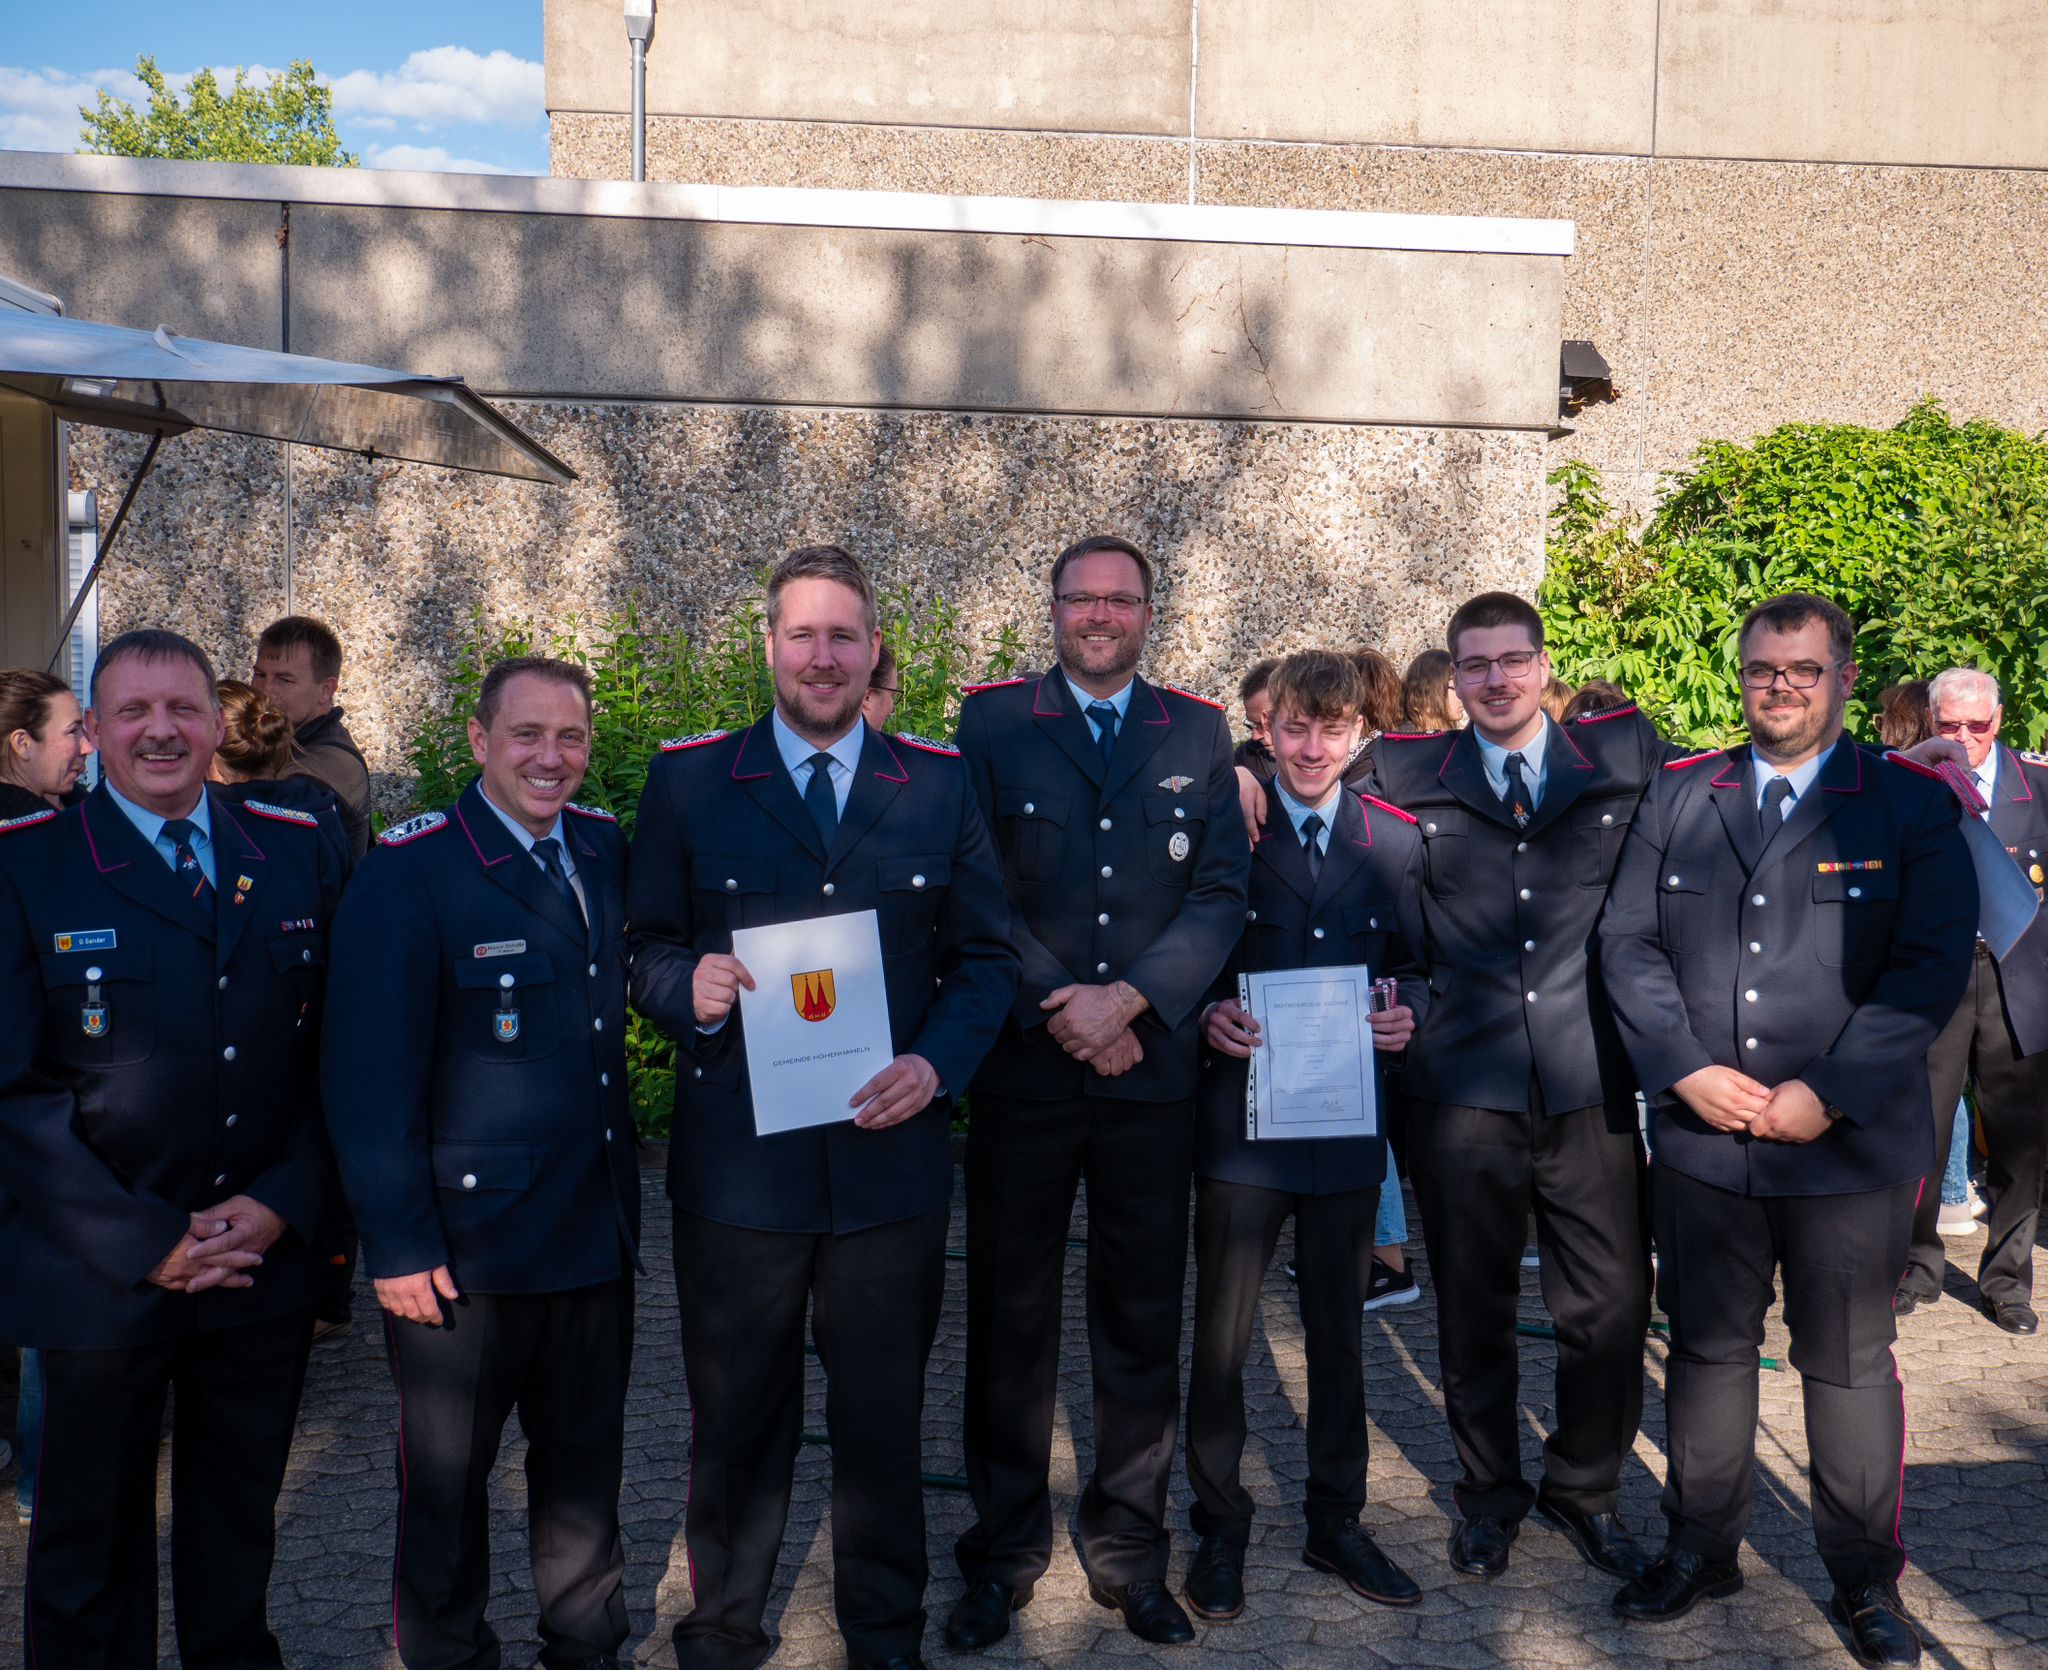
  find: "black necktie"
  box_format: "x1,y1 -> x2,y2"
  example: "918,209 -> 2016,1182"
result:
1760,775 -> 1793,841
1502,751 -> 1532,829
161,817 -> 214,906
804,752 -> 840,843
532,836 -> 585,923
1300,813 -> 1325,884
1086,701 -> 1119,771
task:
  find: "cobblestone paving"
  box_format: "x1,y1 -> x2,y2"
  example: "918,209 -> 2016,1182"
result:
2,1166 -> 2043,1668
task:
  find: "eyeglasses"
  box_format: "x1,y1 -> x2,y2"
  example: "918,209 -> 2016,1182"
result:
1453,651 -> 1540,681
1933,717 -> 1997,736
1738,661 -> 1838,690
1055,591 -> 1147,614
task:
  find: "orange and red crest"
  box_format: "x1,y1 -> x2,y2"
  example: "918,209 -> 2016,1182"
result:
792,969 -> 837,1023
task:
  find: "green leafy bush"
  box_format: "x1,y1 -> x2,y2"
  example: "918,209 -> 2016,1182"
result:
404,591 -> 1022,1135
1541,401 -> 2048,747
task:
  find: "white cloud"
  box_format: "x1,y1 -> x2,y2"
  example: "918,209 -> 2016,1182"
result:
332,48 -> 543,130
361,141 -> 516,175
0,66 -> 146,152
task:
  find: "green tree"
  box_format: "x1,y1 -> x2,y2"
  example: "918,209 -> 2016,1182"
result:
1541,401 -> 2048,748
80,56 -> 358,167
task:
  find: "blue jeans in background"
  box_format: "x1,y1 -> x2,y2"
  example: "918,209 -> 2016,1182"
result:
1941,1098 -> 1972,1207
1374,1148 -> 1408,1248
15,1347 -> 42,1519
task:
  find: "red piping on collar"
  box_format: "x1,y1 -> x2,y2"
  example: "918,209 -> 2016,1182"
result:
1556,724 -> 1595,771
1143,685 -> 1171,727
452,802 -> 515,868
730,726 -> 775,783
1031,676 -> 1062,718
2004,747 -> 2033,804
874,734 -> 911,785
1571,702 -> 1641,724
1823,747 -> 1864,794
213,801 -> 267,863
1358,791 -> 1417,826
79,799 -> 131,875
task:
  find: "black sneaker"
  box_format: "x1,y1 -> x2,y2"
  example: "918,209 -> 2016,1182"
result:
1363,1260 -> 1420,1311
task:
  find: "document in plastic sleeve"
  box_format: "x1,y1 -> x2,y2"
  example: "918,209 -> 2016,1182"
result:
731,909 -> 895,1136
1241,964 -> 1379,1143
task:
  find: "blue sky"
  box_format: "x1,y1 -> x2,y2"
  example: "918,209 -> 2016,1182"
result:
2,1 -> 551,174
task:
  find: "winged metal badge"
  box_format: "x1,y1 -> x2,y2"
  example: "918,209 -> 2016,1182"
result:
1157,775 -> 1194,792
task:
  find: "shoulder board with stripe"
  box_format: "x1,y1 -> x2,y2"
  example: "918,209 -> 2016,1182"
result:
1569,702 -> 1641,725
564,801 -> 617,822
960,677 -> 1027,696
893,732 -> 960,757
659,730 -> 730,752
1884,752 -> 1944,782
0,808 -> 57,834
1663,749 -> 1726,771
1356,792 -> 1418,826
1155,681 -> 1225,711
239,798 -> 319,827
2021,750 -> 2048,770
378,811 -> 448,847
1379,730 -> 1446,742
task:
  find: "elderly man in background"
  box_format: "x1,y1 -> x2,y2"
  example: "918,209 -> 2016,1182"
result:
1896,667 -> 2048,1335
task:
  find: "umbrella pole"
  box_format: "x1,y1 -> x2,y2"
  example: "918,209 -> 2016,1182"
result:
44,431 -> 165,673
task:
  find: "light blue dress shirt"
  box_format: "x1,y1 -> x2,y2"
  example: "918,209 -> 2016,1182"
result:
1078,679 -> 1135,751
104,780 -> 216,886
1751,739 -> 1838,820
478,787 -> 583,909
773,710 -> 865,815
1273,779 -> 1344,855
1476,723 -> 1550,807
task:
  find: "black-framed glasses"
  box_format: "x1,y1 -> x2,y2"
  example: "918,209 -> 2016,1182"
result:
1739,660 -> 1838,690
1453,650 -> 1540,681
1933,717 -> 1997,737
1055,591 -> 1147,614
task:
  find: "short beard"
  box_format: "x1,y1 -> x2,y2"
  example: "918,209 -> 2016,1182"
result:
1749,692 -> 1839,761
775,678 -> 864,743
1056,620 -> 1144,686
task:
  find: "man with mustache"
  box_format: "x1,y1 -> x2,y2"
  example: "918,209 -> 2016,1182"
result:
629,545 -> 1018,1670
0,629 -> 346,1668
1599,593 -> 1975,1666
947,536 -> 1250,1651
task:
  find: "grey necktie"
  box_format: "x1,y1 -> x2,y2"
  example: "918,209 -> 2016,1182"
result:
1760,775 -> 1793,841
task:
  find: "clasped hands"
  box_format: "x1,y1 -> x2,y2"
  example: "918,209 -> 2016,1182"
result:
1042,980 -> 1148,1077
1204,997 -> 1416,1057
146,1195 -> 286,1294
1673,1066 -> 1832,1143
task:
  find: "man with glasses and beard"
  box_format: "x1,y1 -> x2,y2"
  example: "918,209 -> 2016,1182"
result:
1599,593 -> 1975,1666
946,535 -> 1250,1652
1896,667 -> 2048,1336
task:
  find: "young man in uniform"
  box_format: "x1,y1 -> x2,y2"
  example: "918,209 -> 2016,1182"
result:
1600,593 -> 1976,1666
1182,650 -> 1428,1622
324,656 -> 641,1670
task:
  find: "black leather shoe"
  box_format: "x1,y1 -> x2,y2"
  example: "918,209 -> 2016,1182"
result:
1088,1577 -> 1196,1644
849,1658 -> 928,1670
1447,1515 -> 1516,1577
944,1580 -> 1031,1652
1533,1491 -> 1653,1579
1985,1299 -> 2039,1335
1613,1548 -> 1743,1620
1304,1521 -> 1422,1607
1183,1535 -> 1245,1622
1892,1286 -> 1931,1318
1829,1580 -> 1922,1666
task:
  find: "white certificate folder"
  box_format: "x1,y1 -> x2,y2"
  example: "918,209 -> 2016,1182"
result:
1241,965 -> 1379,1143
730,909 -> 895,1136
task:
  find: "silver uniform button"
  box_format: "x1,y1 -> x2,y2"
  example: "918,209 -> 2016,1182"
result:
601,1072 -> 611,1086
1424,821 -> 1438,834
823,882 -> 836,897
1749,941 -> 1762,953
1752,894 -> 1766,906
222,1045 -> 237,1062
912,874 -> 926,889
1101,865 -> 1113,878
1023,801 -> 1035,814
1174,807 -> 1186,821
1667,876 -> 1681,888
693,1066 -> 703,1080
1313,927 -> 1326,940
1519,888 -> 1532,901
1526,991 -> 1538,1003
1517,841 -> 1528,853
725,878 -> 738,892
1744,1038 -> 1758,1050
1369,917 -> 1378,928
1096,961 -> 1110,974
1098,912 -> 1110,925
214,1173 -> 228,1188
500,973 -> 515,989
589,963 -> 598,977
301,949 -> 312,963
1246,909 -> 1257,921
1600,813 -> 1614,827
1848,885 -> 1862,898
1099,817 -> 1112,831
1524,939 -> 1536,952
462,1173 -> 478,1189
594,1018 -> 603,1031
225,1114 -> 238,1128
86,965 -> 102,981
217,975 -> 228,991
605,1129 -> 613,1141
1745,989 -> 1758,1002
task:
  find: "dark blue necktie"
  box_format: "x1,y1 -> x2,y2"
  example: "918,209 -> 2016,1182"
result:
804,752 -> 840,843
1087,701 -> 1119,771
1502,751 -> 1532,829
1760,775 -> 1793,841
161,817 -> 213,905
1300,812 -> 1325,884
532,836 -> 584,922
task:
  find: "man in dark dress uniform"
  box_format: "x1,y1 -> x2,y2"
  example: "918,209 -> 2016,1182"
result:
1600,594 -> 1975,1667
1364,592 -> 1678,1581
0,629 -> 344,1669
947,536 -> 1251,1652
1897,666 -> 2048,1335
324,656 -> 641,1670
629,546 -> 1018,1670
1180,651 -> 1428,1623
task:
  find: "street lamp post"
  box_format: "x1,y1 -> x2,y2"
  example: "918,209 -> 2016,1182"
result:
624,0 -> 656,183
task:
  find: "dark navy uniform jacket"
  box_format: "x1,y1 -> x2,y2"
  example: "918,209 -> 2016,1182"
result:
322,781 -> 639,1292
1978,746 -> 2048,1058
0,783 -> 344,1350
1369,705 -> 1680,1116
1599,741 -> 1976,1196
627,718 -> 1019,1235
954,668 -> 1252,1104
1195,786 -> 1430,1195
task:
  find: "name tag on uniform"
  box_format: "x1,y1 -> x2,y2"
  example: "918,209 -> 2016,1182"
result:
474,939 -> 528,959
53,929 -> 117,953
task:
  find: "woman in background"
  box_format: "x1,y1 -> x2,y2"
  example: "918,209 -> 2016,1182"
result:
1399,649 -> 1465,732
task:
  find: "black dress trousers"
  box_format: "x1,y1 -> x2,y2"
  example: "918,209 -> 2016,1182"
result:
671,1208 -> 948,1670
28,1307 -> 314,1670
1911,948 -> 2048,1306
1652,1166 -> 1917,1590
387,1280 -> 634,1670
957,1090 -> 1196,1589
1407,1091 -> 1650,1523
1185,1178 -> 1381,1544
